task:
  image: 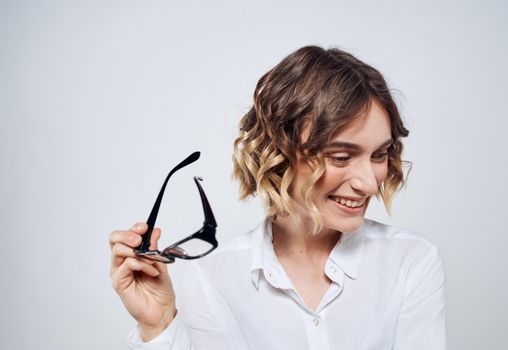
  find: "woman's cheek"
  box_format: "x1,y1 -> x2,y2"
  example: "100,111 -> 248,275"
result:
376,162 -> 389,185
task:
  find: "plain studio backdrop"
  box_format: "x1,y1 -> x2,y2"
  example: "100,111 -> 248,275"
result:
1,0 -> 506,349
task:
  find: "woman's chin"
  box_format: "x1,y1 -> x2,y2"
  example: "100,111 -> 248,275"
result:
322,198 -> 368,233
324,215 -> 365,233
335,217 -> 364,232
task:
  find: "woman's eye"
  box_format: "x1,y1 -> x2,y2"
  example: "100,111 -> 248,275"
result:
326,155 -> 351,166
372,152 -> 388,161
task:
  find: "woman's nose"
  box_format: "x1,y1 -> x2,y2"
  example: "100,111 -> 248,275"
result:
349,160 -> 379,196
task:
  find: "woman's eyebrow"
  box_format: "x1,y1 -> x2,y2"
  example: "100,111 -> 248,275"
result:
325,138 -> 393,150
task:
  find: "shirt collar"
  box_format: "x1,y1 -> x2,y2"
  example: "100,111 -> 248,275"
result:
328,221 -> 366,280
250,217 -> 366,289
251,217 -> 286,289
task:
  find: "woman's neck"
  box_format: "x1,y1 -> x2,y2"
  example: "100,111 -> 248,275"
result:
271,215 -> 341,259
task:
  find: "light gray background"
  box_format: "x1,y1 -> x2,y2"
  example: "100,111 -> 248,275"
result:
1,0 -> 506,349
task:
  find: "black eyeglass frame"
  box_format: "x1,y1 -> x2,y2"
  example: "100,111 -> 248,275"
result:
134,151 -> 218,263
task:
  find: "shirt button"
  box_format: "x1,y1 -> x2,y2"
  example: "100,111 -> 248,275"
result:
330,265 -> 337,273
313,318 -> 319,326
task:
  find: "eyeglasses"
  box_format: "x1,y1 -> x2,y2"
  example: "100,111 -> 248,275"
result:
134,151 -> 218,263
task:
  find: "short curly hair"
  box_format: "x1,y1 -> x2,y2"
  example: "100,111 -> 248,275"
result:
232,46 -> 410,234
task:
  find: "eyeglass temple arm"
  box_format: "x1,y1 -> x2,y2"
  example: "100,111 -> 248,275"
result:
137,151 -> 201,251
193,176 -> 217,228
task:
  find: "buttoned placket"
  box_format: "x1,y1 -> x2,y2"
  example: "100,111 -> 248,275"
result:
257,218 -> 360,350
305,260 -> 345,350
302,310 -> 330,350
262,259 -> 345,350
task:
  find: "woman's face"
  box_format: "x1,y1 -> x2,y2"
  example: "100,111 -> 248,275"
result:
290,100 -> 392,234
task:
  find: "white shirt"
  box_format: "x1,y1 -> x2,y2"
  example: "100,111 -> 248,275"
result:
127,217 -> 447,349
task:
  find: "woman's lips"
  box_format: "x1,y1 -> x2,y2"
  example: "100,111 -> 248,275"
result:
328,196 -> 365,214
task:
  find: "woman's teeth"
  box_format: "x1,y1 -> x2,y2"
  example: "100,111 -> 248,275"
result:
331,196 -> 364,208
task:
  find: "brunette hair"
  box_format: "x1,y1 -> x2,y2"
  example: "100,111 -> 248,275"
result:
232,45 -> 410,234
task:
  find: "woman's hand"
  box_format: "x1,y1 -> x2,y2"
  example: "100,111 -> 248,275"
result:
109,223 -> 176,342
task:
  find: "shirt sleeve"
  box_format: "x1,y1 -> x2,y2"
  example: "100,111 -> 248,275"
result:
126,261 -> 229,350
126,311 -> 193,350
393,245 -> 448,350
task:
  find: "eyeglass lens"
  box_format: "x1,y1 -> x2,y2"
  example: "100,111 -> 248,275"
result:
162,238 -> 215,258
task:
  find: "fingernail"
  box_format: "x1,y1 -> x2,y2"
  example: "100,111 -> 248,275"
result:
131,224 -> 145,232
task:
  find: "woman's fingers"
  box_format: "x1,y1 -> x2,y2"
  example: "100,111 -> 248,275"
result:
110,229 -> 140,251
111,257 -> 160,292
124,257 -> 160,276
111,242 -> 138,269
109,223 -> 167,278
129,222 -> 148,236
109,222 -> 152,249
110,226 -> 163,269
149,227 -> 161,251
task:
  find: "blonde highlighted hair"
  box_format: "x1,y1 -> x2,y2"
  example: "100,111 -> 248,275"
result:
233,46 -> 410,234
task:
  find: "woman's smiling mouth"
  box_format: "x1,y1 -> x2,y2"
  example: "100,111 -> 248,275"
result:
328,195 -> 367,214
328,195 -> 365,208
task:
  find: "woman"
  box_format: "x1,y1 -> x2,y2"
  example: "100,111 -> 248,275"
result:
109,46 -> 447,349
